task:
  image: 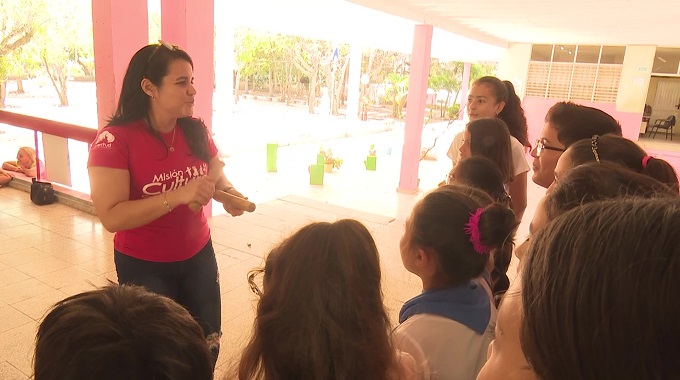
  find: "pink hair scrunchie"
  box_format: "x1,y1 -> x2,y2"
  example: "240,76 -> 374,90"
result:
642,155 -> 653,169
464,208 -> 489,254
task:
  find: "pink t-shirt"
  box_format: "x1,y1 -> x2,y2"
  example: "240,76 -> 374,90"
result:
88,120 -> 218,262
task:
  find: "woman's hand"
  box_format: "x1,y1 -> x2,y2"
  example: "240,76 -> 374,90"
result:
222,187 -> 246,217
176,176 -> 216,206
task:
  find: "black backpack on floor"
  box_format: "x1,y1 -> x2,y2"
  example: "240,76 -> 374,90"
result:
31,178 -> 56,206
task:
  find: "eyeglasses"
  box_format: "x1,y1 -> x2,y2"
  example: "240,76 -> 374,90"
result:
534,139 -> 565,157
247,268 -> 265,297
143,40 -> 180,76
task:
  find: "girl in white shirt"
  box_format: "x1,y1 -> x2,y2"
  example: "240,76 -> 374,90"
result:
394,185 -> 518,380
448,77 -> 530,220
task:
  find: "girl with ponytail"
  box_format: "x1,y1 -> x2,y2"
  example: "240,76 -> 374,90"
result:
554,134 -> 679,192
394,185 -> 518,380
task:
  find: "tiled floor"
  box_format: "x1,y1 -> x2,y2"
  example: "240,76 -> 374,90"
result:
0,186 -> 426,379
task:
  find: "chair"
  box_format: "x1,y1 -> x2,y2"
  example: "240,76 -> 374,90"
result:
642,104 -> 652,135
649,115 -> 676,140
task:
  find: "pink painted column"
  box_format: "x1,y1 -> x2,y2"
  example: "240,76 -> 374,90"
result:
91,0 -> 148,131
161,0 -> 215,217
458,62 -> 471,120
161,0 -> 214,135
398,24 -> 433,192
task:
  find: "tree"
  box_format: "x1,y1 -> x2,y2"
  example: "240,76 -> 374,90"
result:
383,72 -> 409,119
429,60 -> 463,118
234,29 -> 271,101
0,0 -> 47,107
357,49 -> 405,117
39,0 -> 94,106
321,44 -> 350,115
292,37 -> 332,114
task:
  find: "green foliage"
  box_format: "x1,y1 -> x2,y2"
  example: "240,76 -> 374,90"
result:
448,104 -> 460,119
319,147 -> 343,169
383,72 -> 409,118
469,62 -> 497,83
368,144 -> 376,156
0,0 -> 48,79
428,60 -> 462,93
361,49 -> 404,84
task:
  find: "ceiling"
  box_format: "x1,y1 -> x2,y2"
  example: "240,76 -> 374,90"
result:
220,0 -> 505,62
345,0 -> 680,48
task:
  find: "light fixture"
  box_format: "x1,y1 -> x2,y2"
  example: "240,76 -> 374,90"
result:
657,56 -> 667,63
560,46 -> 565,51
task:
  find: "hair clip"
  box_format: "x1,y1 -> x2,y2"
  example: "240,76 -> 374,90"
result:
591,135 -> 601,163
642,155 -> 653,169
158,40 -> 177,51
464,208 -> 489,254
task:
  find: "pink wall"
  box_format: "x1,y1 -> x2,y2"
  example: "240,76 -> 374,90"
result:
522,97 -> 644,144
91,0 -> 149,130
523,97 -> 680,174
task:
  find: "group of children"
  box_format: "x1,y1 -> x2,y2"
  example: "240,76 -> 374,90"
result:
29,76 -> 680,380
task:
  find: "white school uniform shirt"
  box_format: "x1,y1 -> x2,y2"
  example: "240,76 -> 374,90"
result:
392,278 -> 497,380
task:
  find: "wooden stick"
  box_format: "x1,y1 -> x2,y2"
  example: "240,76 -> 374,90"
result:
213,190 -> 256,213
188,160 -> 225,212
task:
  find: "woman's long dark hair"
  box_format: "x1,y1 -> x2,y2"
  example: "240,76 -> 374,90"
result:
108,44 -> 210,162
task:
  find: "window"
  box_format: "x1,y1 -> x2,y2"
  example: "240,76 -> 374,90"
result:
576,46 -> 601,64
526,44 -> 625,103
652,48 -> 680,75
553,45 -> 576,63
600,46 -> 625,65
530,45 -> 553,62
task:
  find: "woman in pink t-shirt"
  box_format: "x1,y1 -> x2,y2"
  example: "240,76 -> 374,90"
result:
88,41 -> 245,370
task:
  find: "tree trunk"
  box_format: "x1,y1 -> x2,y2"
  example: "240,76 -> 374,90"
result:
0,80 -> 6,108
76,57 -> 93,77
332,57 -> 350,115
244,76 -> 249,93
268,68 -> 273,97
285,64 -> 291,106
234,71 -> 240,104
16,79 -> 24,94
58,75 -> 69,107
43,56 -> 69,107
308,73 -> 317,114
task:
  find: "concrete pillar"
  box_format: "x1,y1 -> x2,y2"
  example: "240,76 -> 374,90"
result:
91,0 -> 148,131
161,0 -> 215,217
398,24 -> 433,192
161,0 -> 214,134
346,44 -> 363,120
213,5 -> 235,153
458,62 -> 471,120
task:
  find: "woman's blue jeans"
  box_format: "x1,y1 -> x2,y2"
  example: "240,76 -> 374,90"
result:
114,239 -> 221,369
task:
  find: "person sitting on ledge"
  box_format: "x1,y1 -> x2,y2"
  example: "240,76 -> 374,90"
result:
1,146 -> 46,186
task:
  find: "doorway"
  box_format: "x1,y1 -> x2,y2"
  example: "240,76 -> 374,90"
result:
641,76 -> 680,143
